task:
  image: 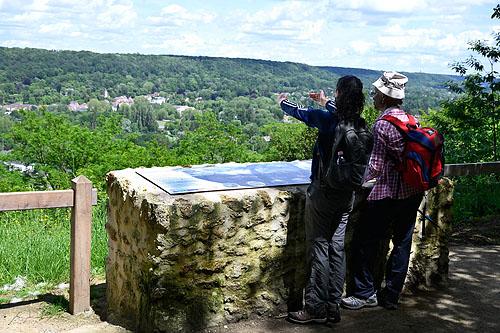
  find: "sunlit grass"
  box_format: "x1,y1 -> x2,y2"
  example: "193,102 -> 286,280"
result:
452,175 -> 500,223
0,201 -> 108,287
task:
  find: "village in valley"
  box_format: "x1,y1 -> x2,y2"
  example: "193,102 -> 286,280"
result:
1,90 -> 193,116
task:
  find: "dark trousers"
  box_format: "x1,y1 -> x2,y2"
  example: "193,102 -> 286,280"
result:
304,181 -> 353,316
352,195 -> 422,303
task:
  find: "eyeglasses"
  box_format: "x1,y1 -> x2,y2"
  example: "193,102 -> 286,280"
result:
369,89 -> 378,97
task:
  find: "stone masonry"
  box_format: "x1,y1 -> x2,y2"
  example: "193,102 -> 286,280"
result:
106,167 -> 454,332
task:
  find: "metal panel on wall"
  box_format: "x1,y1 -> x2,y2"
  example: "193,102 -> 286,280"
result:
136,160 -> 312,194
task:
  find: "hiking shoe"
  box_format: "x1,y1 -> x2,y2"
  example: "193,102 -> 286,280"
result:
287,310 -> 327,324
341,293 -> 378,310
328,303 -> 341,323
377,289 -> 398,310
379,299 -> 398,310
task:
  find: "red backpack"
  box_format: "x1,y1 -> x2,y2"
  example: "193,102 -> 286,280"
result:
381,114 -> 444,191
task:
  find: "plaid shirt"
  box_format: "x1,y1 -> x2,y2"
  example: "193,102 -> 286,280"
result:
365,107 -> 423,201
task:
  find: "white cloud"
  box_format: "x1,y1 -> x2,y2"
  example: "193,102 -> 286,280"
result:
239,1 -> 328,42
334,0 -> 428,14
2,39 -> 34,47
96,2 -> 137,29
349,40 -> 374,54
331,0 -> 498,19
39,22 -> 73,34
375,25 -> 489,56
437,30 -> 491,53
11,0 -> 50,22
147,4 -> 215,27
143,32 -> 205,55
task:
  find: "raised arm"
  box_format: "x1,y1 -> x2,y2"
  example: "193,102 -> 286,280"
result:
277,92 -> 337,132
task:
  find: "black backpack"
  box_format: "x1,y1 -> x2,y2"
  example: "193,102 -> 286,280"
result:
323,118 -> 374,191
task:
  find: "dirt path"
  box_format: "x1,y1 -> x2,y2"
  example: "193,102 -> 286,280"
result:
206,245 -> 500,333
1,245 -> 499,333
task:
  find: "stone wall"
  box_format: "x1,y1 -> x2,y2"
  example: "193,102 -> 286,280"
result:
407,178 -> 454,289
106,168 -> 454,332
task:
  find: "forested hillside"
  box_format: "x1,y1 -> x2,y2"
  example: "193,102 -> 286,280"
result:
0,47 -> 458,111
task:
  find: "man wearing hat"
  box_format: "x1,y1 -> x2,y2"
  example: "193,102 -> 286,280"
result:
341,71 -> 424,310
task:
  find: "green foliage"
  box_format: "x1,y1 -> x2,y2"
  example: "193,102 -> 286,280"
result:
0,163 -> 31,192
0,208 -> 69,285
0,203 -> 107,287
0,114 -> 14,150
130,97 -> 158,132
425,5 -> 500,163
7,109 -> 172,190
262,122 -> 317,161
452,175 -> 500,221
362,105 -> 379,128
423,5 -> 500,223
174,112 -> 260,165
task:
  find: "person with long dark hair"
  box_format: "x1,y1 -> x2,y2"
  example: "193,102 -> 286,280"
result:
277,75 -> 365,324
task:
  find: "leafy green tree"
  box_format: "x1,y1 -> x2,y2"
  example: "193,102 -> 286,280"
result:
130,97 -> 158,132
7,109 -> 170,190
0,115 -> 14,150
0,164 -> 31,192
86,98 -> 111,129
362,105 -> 379,128
262,122 -> 317,161
175,112 -> 260,165
426,5 -> 500,162
142,81 -> 154,94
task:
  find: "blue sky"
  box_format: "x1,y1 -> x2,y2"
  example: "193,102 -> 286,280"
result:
0,0 -> 498,74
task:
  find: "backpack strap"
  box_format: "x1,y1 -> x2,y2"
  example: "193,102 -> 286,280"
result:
380,113 -> 419,134
319,120 -> 346,184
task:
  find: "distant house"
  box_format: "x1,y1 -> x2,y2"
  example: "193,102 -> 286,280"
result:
174,105 -> 195,114
68,101 -> 88,112
156,120 -> 166,130
112,96 -> 134,111
3,161 -> 34,173
145,93 -> 166,105
3,103 -> 36,113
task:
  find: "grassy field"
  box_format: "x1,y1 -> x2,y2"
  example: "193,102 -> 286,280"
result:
0,201 -> 108,290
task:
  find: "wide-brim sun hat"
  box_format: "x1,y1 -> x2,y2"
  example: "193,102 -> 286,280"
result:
372,71 -> 408,99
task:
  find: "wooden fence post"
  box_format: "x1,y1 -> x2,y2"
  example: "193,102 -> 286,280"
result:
69,175 -> 92,314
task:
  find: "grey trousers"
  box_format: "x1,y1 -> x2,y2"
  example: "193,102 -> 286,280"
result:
304,181 -> 353,316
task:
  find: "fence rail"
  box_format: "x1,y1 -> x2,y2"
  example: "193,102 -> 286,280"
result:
0,189 -> 97,211
444,161 -> 500,176
0,175 -> 97,315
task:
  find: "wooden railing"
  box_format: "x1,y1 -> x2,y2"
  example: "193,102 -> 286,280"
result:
0,176 -> 97,315
444,161 -> 500,176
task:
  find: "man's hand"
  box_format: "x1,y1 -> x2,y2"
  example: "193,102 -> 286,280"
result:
309,90 -> 328,107
277,92 -> 288,104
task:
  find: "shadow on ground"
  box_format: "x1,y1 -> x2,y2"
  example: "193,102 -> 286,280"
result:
0,283 -> 105,310
90,282 -> 107,320
1,245 -> 497,333
199,245 -> 500,333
